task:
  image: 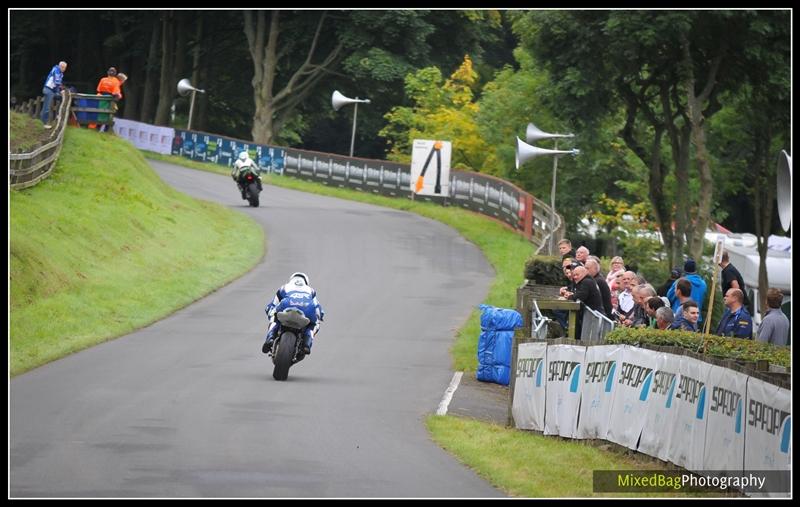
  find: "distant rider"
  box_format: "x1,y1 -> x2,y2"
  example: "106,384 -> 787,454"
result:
232,151 -> 261,199
262,272 -> 325,356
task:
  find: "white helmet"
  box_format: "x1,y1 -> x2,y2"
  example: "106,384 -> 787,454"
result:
238,151 -> 249,161
289,272 -> 309,286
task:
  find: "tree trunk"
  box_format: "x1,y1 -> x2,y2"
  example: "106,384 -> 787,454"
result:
752,133 -> 774,320
155,11 -> 176,126
191,15 -> 208,131
140,17 -> 161,123
243,10 -> 343,144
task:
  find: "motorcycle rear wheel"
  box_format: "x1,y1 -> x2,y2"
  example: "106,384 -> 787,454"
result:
248,183 -> 260,207
272,331 -> 297,381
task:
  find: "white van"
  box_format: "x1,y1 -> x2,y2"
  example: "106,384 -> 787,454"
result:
723,242 -> 791,334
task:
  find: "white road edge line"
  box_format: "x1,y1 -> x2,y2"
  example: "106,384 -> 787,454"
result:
436,371 -> 463,416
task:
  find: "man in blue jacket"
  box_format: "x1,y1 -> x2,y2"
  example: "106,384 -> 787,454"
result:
41,61 -> 67,126
715,289 -> 753,339
667,258 -> 707,322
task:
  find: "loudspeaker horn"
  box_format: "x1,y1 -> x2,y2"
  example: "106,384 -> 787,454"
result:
776,150 -> 792,231
177,78 -> 204,96
525,122 -> 575,143
332,90 -> 370,111
515,137 -> 579,169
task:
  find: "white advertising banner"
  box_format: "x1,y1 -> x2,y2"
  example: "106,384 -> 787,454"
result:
410,139 -> 451,196
744,377 -> 792,497
606,345 -> 658,450
544,345 -> 585,438
512,342 -> 548,431
637,351 -> 682,461
665,355 -> 710,472
702,364 -> 748,473
576,344 -> 624,439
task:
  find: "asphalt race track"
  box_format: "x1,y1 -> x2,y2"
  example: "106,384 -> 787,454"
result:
10,160 -> 502,498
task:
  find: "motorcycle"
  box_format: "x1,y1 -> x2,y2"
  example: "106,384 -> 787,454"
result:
269,307 -> 311,381
236,166 -> 262,207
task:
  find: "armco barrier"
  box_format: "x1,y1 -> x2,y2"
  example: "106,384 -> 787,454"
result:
170,128 -> 561,253
113,119 -> 174,155
511,341 -> 791,497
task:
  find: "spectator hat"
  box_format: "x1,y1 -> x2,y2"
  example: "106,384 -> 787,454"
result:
671,267 -> 683,278
107,67 -> 117,76
684,258 -> 697,273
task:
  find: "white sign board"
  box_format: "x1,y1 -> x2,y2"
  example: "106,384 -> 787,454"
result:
544,345 -> 585,438
606,345 -> 658,450
410,139 -> 451,196
702,364 -> 748,473
512,342 -> 548,431
744,377 -> 792,497
665,355 -> 710,472
576,344 -> 624,439
637,351 -> 682,461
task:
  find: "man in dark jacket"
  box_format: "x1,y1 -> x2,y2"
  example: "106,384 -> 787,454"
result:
719,252 -> 750,308
563,265 -> 603,340
585,258 -> 613,319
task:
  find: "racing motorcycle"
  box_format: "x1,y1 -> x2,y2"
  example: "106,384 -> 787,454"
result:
269,307 -> 311,381
236,166 -> 262,207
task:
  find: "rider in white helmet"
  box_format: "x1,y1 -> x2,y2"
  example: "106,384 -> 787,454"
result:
232,151 -> 261,199
262,272 -> 325,356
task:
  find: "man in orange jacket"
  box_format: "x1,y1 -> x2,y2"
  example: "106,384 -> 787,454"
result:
92,68 -> 127,130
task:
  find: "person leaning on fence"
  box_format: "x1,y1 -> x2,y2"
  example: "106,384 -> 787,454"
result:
669,300 -> 700,332
41,61 -> 67,128
655,306 -> 675,330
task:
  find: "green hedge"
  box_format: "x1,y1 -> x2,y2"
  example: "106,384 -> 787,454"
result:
605,327 -> 790,367
524,255 -> 568,285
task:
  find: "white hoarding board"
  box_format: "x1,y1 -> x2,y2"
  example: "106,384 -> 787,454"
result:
665,355 -> 710,472
576,344 -> 624,439
544,345 -> 585,438
744,377 -> 791,497
512,342 -> 548,431
702,364 -> 748,473
410,139 -> 451,196
606,345 -> 659,450
637,351 -> 682,461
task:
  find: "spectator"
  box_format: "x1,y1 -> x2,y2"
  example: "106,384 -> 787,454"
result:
585,258 -> 613,319
655,306 -> 675,330
757,288 -> 790,346
669,300 -> 700,332
564,265 -> 604,340
719,251 -> 749,308
558,239 -> 575,260
609,270 -> 624,310
657,266 -> 682,297
646,296 -> 666,328
41,61 -> 67,127
670,278 -> 693,319
575,246 -> 590,264
715,288 -> 753,339
667,259 -> 707,322
97,67 -> 122,99
616,271 -> 637,322
605,256 -> 626,286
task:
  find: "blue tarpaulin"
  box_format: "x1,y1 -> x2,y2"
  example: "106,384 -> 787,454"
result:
476,305 -> 522,386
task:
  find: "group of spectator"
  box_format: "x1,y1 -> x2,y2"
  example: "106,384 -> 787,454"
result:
40,61 -> 127,129
554,238 -> 790,346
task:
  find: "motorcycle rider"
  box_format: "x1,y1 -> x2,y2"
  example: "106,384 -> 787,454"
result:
231,151 -> 262,200
262,272 -> 325,356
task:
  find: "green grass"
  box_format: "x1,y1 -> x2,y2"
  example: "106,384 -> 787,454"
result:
426,416 -> 734,498
10,128 -> 264,376
144,151 -> 536,372
10,111 -> 51,152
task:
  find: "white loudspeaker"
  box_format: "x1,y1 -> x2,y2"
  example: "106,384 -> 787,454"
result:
177,78 -> 204,96
515,137 -> 579,169
776,150 -> 792,231
331,90 -> 370,111
526,122 -> 575,143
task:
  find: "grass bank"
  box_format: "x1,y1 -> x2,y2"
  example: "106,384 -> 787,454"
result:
10,128 -> 264,376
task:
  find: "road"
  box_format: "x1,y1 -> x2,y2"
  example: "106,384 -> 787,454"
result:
10,160 -> 501,498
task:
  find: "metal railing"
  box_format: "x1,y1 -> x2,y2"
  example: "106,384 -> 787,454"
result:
10,91 -> 72,190
579,306 -> 616,342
